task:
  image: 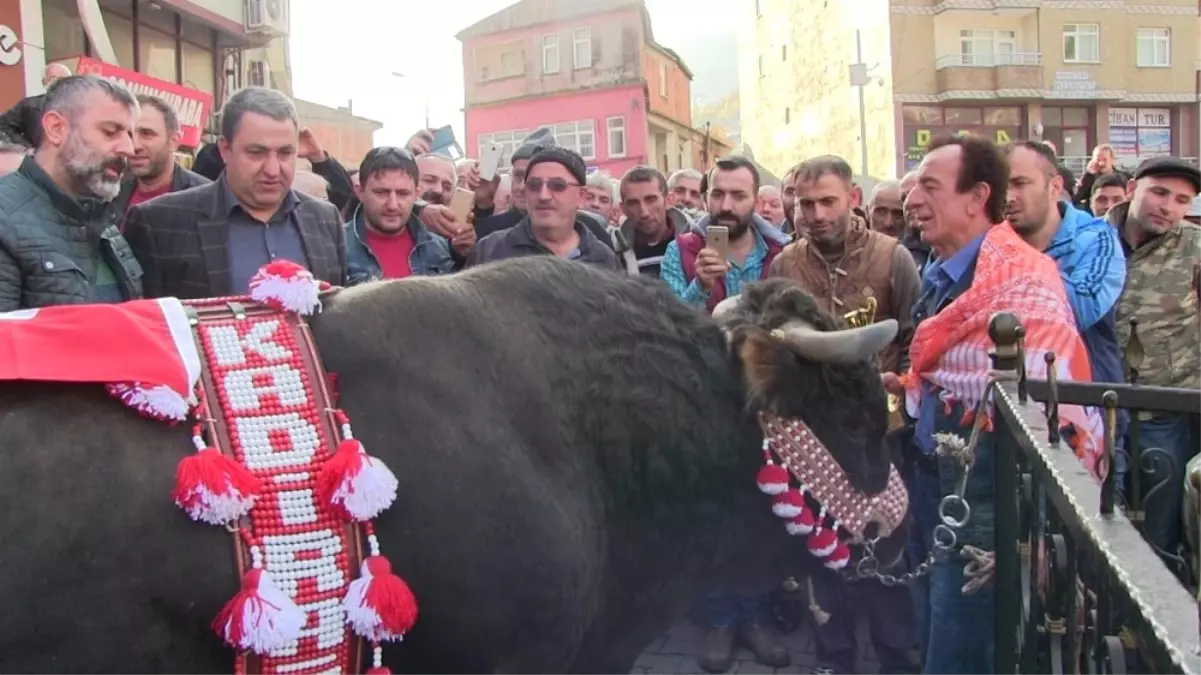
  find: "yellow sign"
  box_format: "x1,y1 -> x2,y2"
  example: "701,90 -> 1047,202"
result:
914,128 -> 1012,147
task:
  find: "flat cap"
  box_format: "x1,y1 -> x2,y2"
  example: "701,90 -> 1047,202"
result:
1134,156 -> 1201,193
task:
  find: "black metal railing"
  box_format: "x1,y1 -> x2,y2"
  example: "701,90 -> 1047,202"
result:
987,313 -> 1201,674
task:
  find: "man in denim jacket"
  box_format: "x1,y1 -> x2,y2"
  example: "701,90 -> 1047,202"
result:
344,146 -> 454,284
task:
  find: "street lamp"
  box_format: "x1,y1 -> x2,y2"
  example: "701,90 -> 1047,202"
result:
391,71 -> 430,129
848,31 -> 880,179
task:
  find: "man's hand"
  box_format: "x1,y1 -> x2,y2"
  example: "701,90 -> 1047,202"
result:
695,247 -> 730,291
418,204 -> 464,239
880,372 -> 904,397
1085,158 -> 1098,175
451,227 -> 476,257
298,128 -> 326,162
405,129 -> 435,156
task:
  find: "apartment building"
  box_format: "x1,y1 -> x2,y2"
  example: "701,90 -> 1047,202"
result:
457,0 -> 730,177
740,0 -> 1200,179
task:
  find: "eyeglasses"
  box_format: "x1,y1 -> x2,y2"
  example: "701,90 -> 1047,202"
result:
525,177 -> 581,194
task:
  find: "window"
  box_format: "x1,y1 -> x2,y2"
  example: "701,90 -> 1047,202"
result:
139,27 -> 179,82
659,62 -> 668,97
957,30 -> 1016,65
1062,24 -> 1100,63
1136,28 -> 1170,67
606,117 -> 626,158
182,41 -> 215,94
541,34 -> 560,74
103,11 -> 136,69
247,60 -> 266,87
553,120 -> 596,160
572,28 -> 592,69
477,129 -> 532,168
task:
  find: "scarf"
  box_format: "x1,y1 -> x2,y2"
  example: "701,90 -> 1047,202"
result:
903,224 -> 1105,479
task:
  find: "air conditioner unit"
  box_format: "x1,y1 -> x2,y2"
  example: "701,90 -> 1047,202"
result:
245,0 -> 288,36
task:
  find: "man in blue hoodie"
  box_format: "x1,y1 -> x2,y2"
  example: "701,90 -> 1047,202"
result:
1004,140 -> 1128,470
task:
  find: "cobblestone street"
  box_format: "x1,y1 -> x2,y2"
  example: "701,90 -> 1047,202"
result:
630,615 -> 882,674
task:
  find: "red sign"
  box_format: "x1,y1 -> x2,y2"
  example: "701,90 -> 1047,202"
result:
71,56 -> 213,148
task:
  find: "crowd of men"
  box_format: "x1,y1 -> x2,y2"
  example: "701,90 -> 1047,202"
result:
1,69 -> 1199,675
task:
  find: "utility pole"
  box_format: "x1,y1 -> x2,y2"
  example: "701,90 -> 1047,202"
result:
848,30 -> 872,179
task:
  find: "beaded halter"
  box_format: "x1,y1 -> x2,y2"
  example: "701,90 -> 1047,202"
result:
755,411 -> 908,570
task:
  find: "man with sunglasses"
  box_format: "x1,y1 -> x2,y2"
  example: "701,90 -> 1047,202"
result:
468,147 -> 619,269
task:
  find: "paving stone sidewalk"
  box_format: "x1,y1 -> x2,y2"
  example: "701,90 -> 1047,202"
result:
630,615 -> 881,674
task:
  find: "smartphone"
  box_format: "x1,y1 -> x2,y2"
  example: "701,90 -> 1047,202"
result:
479,142 -> 504,181
706,226 -> 730,260
429,125 -> 462,159
449,187 -> 475,222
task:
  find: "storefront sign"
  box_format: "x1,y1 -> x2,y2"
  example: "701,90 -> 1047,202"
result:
1052,71 -> 1097,99
904,126 -> 1020,169
1138,108 -> 1171,128
72,56 -> 213,148
1109,107 -> 1138,127
0,24 -> 21,67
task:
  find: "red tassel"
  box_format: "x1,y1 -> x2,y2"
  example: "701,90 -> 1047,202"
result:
344,555 -> 419,642
807,528 -> 839,558
173,446 -> 261,525
824,541 -> 851,569
317,439 -> 398,521
771,489 -> 806,519
785,506 -> 815,536
756,463 -> 790,495
212,567 -> 306,654
366,668 -> 392,674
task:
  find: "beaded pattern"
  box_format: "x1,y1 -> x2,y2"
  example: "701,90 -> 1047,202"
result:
760,412 -> 908,541
199,315 -> 355,674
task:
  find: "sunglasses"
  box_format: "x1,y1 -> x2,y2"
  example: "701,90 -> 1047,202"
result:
525,177 -> 581,194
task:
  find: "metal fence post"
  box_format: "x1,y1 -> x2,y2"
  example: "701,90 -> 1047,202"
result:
990,312 -> 1023,673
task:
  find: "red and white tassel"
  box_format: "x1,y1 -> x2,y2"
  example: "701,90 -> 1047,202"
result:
756,449 -> 789,495
107,382 -> 192,422
824,541 -> 851,570
771,488 -> 806,519
317,413 -> 398,521
212,543 -> 306,654
172,429 -> 261,525
807,510 -> 839,559
248,260 -> 322,315
344,530 -> 419,643
785,505 -> 816,536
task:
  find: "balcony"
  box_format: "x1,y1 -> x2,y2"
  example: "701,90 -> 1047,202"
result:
936,52 -> 1044,94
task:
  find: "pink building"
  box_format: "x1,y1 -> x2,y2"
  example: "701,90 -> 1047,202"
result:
456,0 -> 725,179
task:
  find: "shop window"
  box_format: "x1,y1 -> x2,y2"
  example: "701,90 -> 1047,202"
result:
138,27 -> 178,83
901,105 -> 943,125
984,106 -> 1022,126
943,107 -> 983,125
182,42 -> 215,98
43,0 -> 87,63
1042,106 -> 1091,158
138,3 -> 178,34
102,11 -> 135,69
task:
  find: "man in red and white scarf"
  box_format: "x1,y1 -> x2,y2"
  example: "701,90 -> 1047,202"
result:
884,135 -> 1102,674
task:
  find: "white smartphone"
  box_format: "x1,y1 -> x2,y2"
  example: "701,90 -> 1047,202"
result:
479,142 -> 504,181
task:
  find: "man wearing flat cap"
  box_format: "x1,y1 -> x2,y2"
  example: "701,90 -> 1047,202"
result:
1108,156 -> 1201,556
468,146 -> 620,269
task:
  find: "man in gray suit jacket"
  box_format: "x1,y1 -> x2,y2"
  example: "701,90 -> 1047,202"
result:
124,87 -> 347,299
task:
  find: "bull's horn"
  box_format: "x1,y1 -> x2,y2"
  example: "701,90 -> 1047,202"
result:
772,318 -> 898,363
712,295 -> 742,322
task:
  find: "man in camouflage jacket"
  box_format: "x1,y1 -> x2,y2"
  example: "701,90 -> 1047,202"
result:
1108,157 -> 1201,556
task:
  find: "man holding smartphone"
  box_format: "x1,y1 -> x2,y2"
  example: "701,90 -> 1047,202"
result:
660,156 -> 791,315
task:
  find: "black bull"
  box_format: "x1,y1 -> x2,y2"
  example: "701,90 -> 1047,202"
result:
0,257 -> 908,673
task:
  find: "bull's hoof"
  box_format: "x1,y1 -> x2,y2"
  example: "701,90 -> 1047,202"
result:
698,627 -> 737,673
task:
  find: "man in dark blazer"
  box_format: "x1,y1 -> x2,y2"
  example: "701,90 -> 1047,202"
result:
124,87 -> 347,299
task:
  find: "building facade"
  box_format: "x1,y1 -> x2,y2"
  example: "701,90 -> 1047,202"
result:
457,0 -> 725,178
294,98 -> 381,168
740,0 -> 1200,179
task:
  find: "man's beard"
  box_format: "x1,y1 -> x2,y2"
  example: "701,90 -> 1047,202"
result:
422,190 -> 446,205
132,150 -> 171,182
61,128 -> 126,201
713,210 -> 752,238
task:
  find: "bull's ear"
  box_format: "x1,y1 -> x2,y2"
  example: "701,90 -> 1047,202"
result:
734,328 -> 795,410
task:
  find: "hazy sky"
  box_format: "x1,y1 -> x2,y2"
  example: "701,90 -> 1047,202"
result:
290,0 -> 729,149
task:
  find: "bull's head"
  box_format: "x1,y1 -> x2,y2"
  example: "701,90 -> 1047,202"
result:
713,279 -> 910,570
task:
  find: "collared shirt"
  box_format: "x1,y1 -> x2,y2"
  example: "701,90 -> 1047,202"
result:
661,227 -> 770,306
914,233 -> 985,453
220,177 -> 307,294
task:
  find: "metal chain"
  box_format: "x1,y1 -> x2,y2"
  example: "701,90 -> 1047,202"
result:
844,378 -> 1008,587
